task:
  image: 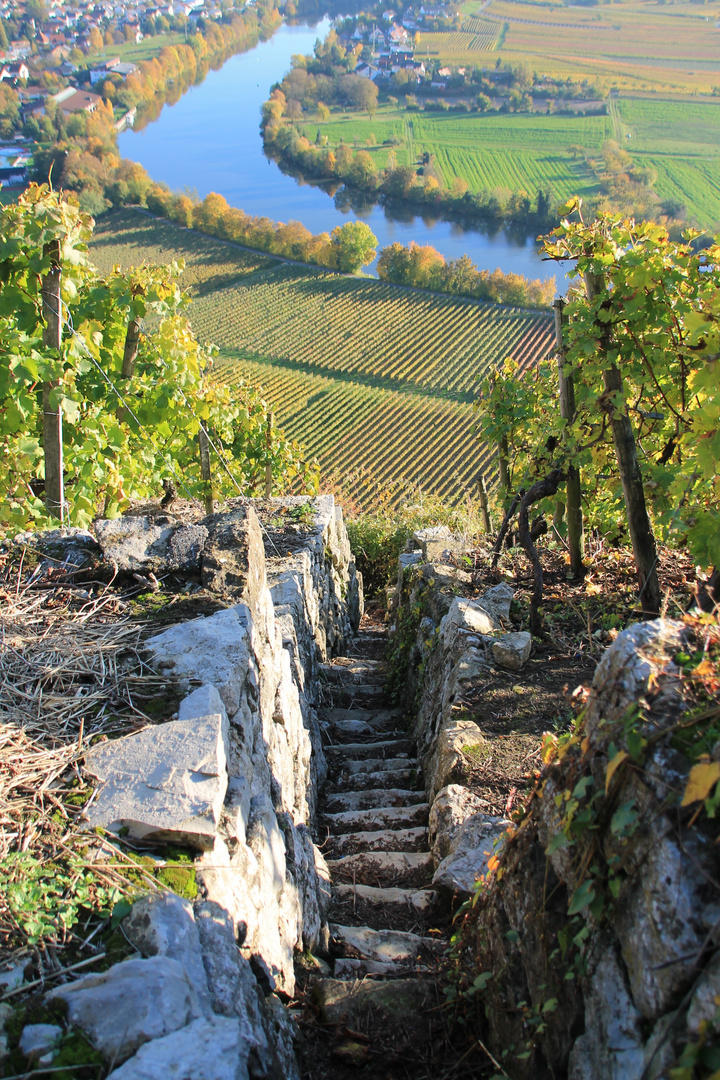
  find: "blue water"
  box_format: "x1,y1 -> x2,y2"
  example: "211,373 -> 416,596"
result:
119,19 -> 559,284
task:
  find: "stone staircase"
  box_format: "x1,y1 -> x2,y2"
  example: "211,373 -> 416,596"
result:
315,626 -> 442,986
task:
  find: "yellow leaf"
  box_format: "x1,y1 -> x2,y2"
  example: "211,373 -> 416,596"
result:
581,736 -> 590,755
605,750 -> 628,792
486,855 -> 500,874
681,761 -> 720,807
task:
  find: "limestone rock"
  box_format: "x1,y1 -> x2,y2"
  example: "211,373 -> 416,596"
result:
107,1015 -> 250,1080
568,948 -> 645,1080
428,784 -> 493,863
687,953 -> 720,1036
95,516 -> 208,573
443,597 -> 500,644
19,1024 -> 62,1063
413,525 -> 463,560
201,508 -> 266,609
84,711 -> 228,849
179,683 -> 228,726
426,719 -> 487,800
476,583 -> 514,624
49,956 -> 203,1063
492,631 -> 532,671
15,526 -> 101,570
432,815 -> 509,896
585,619 -> 690,741
148,605 -> 252,719
0,960 -> 30,992
122,892 -> 210,1010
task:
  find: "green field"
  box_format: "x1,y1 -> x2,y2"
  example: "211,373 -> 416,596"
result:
89,210 -> 555,502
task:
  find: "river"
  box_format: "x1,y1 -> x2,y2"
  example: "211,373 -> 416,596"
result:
118,17 -> 557,282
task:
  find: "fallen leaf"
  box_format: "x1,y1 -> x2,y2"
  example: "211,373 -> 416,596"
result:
681,761 -> 720,807
605,750 -> 628,792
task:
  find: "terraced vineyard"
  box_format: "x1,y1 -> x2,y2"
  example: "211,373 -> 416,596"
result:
90,209 -> 555,503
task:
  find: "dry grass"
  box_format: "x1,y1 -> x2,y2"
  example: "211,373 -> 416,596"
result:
0,545 -> 173,975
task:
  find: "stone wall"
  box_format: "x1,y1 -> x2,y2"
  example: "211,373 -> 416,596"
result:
390,536 -> 720,1078
53,495 -> 362,1080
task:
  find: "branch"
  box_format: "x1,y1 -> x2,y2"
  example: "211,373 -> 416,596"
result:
517,469 -> 564,636
492,492 -> 520,569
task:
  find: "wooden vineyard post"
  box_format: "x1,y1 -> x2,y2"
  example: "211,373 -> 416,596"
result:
199,423 -> 214,515
584,273 -> 661,613
478,474 -> 491,533
265,411 -> 273,500
41,240 -> 64,520
554,297 -> 585,578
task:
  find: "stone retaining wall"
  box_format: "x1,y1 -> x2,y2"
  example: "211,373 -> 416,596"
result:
390,535 -> 720,1078
43,496 -> 362,1080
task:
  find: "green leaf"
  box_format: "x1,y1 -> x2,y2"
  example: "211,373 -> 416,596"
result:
568,879 -> 596,916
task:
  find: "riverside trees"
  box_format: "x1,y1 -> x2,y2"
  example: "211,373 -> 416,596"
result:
0,186 -> 317,528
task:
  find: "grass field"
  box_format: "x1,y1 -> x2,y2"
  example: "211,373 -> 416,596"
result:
442,0 -> 720,92
89,209 -> 555,502
404,0 -> 720,226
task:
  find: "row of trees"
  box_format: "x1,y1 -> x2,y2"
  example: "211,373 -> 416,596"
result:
475,200 -> 720,625
139,186 -> 551,307
0,185 -> 318,529
378,241 -> 555,308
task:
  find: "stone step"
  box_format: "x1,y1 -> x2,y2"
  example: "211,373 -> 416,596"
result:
340,756 -> 414,776
324,826 -> 428,858
312,976 -> 433,1029
327,851 -> 434,889
334,957 -> 417,979
325,768 -> 415,793
324,738 -> 414,760
321,718 -> 406,743
322,803 -> 429,835
329,924 -> 441,966
318,660 -> 385,685
322,684 -> 386,709
323,788 -> 426,814
332,883 -> 439,920
319,707 -> 404,736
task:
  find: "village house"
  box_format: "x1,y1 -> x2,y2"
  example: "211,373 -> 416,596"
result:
0,60 -> 30,82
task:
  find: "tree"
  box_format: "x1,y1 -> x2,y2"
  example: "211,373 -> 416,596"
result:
0,186 -> 317,528
25,0 -> 48,23
331,220 -> 378,273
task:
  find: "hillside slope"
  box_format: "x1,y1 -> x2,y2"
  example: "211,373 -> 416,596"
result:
90,209 -> 555,503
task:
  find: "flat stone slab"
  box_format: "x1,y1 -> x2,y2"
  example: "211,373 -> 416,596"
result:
326,768 -> 415,793
324,738 -> 414,760
332,883 -> 438,916
319,707 -> 404,732
326,826 -> 428,857
95,516 -> 208,573
341,756 -> 414,776
323,788 -> 426,813
329,924 -> 440,966
84,712 -> 228,849
327,851 -> 434,888
148,606 -> 251,718
107,1015 -> 247,1080
49,956 -> 203,1063
322,803 -> 429,834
